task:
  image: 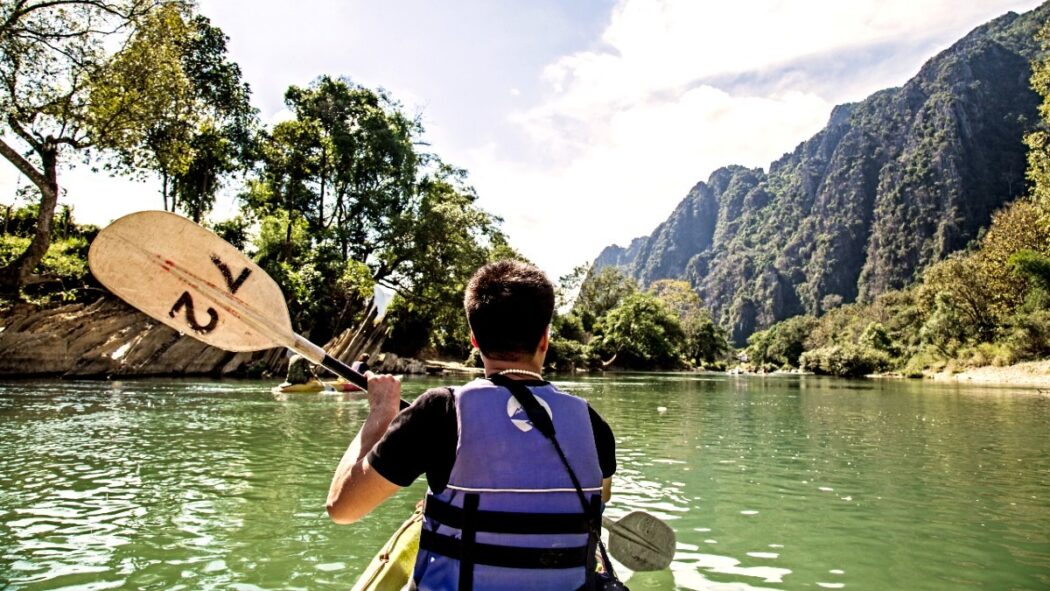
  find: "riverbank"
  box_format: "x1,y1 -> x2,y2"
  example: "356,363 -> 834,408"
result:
927,359 -> 1050,390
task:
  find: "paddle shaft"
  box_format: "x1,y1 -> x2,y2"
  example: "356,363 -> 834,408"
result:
290,334 -> 369,390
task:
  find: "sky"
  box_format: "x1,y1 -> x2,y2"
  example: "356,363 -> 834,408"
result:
0,0 -> 1044,279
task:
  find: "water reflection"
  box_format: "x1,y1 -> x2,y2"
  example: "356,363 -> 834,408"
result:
1,376 -> 1049,590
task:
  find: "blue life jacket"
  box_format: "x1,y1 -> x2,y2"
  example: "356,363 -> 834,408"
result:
412,378 -> 604,591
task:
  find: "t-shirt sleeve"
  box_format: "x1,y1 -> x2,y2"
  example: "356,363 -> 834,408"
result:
367,388 -> 455,487
588,405 -> 616,478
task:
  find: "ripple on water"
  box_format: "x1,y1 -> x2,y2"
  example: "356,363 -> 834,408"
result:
4,376 -> 1050,590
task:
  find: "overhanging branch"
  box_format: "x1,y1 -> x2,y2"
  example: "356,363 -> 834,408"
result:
0,136 -> 46,189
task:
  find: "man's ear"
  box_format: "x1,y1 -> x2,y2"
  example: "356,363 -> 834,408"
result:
538,327 -> 550,354
470,331 -> 479,350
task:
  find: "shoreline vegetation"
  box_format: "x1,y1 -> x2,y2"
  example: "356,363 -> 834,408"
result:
0,3 -> 1048,389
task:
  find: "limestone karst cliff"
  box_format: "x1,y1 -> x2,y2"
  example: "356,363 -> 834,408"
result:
594,4 -> 1049,344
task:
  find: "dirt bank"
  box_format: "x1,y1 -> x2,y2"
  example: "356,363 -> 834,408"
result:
928,360 -> 1050,389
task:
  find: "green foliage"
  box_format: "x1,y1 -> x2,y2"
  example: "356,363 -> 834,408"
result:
547,310 -> 593,372
746,314 -> 818,368
574,267 -> 638,332
919,292 -> 970,357
917,255 -> 998,342
588,292 -> 686,370
1004,309 -> 1050,361
859,322 -> 895,354
90,5 -> 255,219
1026,20 -> 1050,212
648,279 -> 729,364
1009,249 -> 1050,292
682,311 -> 729,364
552,312 -> 586,344
210,216 -> 252,252
0,210 -> 95,304
545,337 -> 588,373
799,343 -> 891,377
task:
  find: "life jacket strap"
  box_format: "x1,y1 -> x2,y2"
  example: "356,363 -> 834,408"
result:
424,495 -> 592,534
419,529 -> 591,570
459,493 -> 479,590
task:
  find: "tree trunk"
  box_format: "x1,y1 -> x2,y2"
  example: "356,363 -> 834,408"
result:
0,143 -> 59,295
318,146 -> 326,229
162,173 -> 169,211
284,213 -> 293,262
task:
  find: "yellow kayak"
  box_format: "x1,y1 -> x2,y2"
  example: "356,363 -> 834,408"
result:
351,506 -> 423,591
272,379 -> 364,394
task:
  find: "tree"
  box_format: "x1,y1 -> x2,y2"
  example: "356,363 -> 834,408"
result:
574,267 -> 638,331
588,292 -> 686,370
280,76 -> 419,263
917,255 -> 998,343
0,0 -> 160,293
971,198 -> 1050,314
919,292 -> 970,357
648,279 -> 728,364
245,118 -> 323,260
1025,20 -> 1050,213
1010,249 -> 1050,295
380,163 -> 508,358
89,6 -> 255,220
246,77 -> 420,277
747,314 -> 818,368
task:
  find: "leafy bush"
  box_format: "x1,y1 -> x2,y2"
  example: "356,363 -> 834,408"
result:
1004,309 -> 1050,361
587,292 -> 686,370
800,344 -> 891,377
545,337 -> 587,373
747,314 -> 818,368
0,234 -> 94,304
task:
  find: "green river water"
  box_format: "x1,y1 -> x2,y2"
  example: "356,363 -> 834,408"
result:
1,374 -> 1048,590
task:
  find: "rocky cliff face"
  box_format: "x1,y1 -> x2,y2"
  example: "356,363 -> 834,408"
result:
0,297 -> 276,377
593,4 -> 1048,344
0,296 -> 430,378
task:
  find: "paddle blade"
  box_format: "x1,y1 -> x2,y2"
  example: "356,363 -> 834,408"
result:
88,210 -> 292,352
606,511 -> 676,572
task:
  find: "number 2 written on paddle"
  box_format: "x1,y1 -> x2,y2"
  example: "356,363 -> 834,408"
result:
167,254 -> 252,334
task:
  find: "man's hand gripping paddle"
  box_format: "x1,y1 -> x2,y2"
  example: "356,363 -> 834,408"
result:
87,210 -> 368,388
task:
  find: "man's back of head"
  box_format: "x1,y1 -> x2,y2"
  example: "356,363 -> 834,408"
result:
464,260 -> 555,361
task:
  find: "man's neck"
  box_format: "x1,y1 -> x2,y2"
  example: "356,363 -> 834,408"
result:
483,359 -> 543,379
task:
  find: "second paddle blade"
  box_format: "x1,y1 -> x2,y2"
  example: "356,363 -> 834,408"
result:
608,511 -> 676,572
88,210 -> 292,352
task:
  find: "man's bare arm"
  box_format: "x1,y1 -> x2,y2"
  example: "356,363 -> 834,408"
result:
326,373 -> 403,524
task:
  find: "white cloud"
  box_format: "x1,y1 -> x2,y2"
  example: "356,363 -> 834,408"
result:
0,0 -> 1041,282
461,0 -> 1042,277
470,85 -> 831,273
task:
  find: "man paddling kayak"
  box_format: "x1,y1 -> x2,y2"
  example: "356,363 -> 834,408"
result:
327,260 -> 616,590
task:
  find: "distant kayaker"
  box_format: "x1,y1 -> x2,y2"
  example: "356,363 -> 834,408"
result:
327,260 -> 616,590
284,354 -> 314,385
350,353 -> 370,375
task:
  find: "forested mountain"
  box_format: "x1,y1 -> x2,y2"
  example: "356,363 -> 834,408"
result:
593,3 -> 1050,345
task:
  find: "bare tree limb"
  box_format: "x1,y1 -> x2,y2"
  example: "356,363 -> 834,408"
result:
0,136 -> 46,188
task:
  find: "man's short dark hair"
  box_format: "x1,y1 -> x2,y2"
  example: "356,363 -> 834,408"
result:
465,260 -> 555,361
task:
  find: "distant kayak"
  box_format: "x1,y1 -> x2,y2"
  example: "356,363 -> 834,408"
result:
351,506 -> 423,591
271,379 -> 364,394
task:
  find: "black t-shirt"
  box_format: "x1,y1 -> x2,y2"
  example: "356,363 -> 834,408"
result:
367,382 -> 616,493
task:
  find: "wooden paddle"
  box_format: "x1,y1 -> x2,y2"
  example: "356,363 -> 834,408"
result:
89,210 -> 677,572
87,210 -> 367,388
604,511 -> 676,571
